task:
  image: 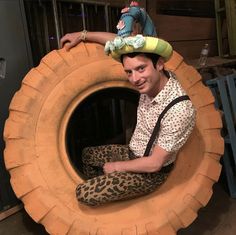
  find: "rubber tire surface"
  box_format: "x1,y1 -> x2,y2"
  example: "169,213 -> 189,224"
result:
4,42 -> 224,235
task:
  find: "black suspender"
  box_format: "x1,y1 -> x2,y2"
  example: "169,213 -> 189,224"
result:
144,95 -> 190,156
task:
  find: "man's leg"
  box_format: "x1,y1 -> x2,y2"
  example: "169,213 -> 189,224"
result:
82,144 -> 130,179
76,169 -> 171,206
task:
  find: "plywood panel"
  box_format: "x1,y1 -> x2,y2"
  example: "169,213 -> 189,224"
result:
172,39 -> 218,59
152,15 -> 216,41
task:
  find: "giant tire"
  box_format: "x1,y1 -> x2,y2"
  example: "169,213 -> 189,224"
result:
4,42 -> 224,235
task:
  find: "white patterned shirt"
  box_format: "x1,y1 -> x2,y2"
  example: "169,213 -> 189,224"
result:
129,73 -> 196,166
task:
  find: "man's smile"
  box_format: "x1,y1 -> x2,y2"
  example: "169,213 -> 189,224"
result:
136,81 -> 146,89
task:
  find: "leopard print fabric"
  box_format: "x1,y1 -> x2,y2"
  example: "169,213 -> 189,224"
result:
76,144 -> 173,206
81,144 -> 131,179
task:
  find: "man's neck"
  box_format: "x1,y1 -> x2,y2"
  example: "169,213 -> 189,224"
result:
148,73 -> 169,98
159,74 -> 169,92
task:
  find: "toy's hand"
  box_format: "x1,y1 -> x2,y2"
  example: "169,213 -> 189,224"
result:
60,32 -> 84,51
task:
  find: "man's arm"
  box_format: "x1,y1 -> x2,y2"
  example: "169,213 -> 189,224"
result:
103,145 -> 170,174
60,31 -> 116,51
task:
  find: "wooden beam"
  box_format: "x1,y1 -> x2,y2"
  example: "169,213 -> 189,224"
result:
0,204 -> 23,221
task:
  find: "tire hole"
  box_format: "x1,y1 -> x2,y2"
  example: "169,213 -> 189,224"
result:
66,87 -> 139,178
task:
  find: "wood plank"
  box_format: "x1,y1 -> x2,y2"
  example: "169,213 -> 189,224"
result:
186,56 -> 236,69
151,14 -> 217,41
0,204 -> 23,221
171,39 -> 218,59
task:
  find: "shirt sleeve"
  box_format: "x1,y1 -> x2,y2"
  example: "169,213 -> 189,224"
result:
157,100 -> 196,153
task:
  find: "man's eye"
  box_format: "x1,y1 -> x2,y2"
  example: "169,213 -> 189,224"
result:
138,67 -> 145,72
126,71 -> 132,76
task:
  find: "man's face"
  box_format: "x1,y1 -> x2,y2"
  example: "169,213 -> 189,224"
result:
123,54 -> 164,97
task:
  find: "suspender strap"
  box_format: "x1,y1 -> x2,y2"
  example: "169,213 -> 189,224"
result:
144,95 -> 190,156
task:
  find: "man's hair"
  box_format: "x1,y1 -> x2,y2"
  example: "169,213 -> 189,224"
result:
121,52 -> 170,78
120,52 -> 160,68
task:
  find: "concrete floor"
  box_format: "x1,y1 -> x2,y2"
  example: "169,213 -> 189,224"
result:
0,181 -> 236,235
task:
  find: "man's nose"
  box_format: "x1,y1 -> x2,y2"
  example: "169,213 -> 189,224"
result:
131,71 -> 140,83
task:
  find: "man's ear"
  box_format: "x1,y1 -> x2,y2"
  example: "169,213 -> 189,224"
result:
156,57 -> 164,71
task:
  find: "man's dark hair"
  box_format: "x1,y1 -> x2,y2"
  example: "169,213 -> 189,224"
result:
121,52 -> 170,78
121,52 -> 160,68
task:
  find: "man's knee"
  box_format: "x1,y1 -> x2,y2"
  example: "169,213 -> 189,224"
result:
76,183 -> 99,206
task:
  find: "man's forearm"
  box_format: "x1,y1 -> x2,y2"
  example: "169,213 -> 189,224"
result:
60,31 -> 116,50
86,32 -> 116,45
103,145 -> 170,174
114,156 -> 162,173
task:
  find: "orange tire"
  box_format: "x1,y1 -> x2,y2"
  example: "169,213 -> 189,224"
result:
4,42 -> 224,235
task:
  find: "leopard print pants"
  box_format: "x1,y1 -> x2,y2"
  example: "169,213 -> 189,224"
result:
76,144 -> 173,206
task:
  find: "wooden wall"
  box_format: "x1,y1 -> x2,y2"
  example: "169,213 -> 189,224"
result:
147,1 -> 218,59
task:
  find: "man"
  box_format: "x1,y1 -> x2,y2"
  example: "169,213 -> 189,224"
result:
60,33 -> 196,206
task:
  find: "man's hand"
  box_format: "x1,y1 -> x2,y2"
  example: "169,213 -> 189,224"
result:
103,162 -> 119,174
60,32 -> 82,51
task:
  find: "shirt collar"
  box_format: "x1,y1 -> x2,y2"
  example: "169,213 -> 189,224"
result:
150,74 -> 175,104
